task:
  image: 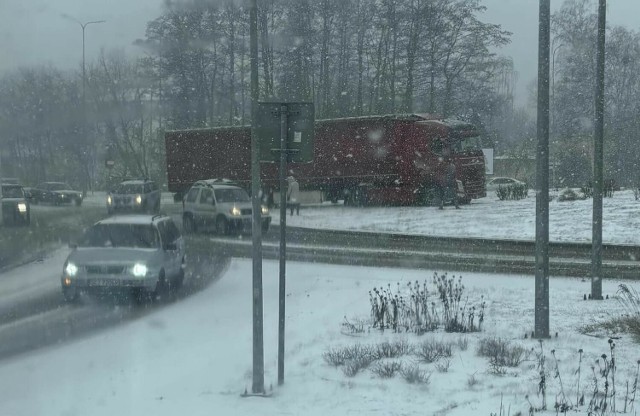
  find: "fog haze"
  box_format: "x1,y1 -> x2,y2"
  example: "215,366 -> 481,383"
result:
1,0 -> 639,106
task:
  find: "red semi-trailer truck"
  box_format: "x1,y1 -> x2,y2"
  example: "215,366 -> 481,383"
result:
165,114 -> 486,205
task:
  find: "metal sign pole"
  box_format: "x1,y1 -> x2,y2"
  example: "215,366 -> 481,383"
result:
249,0 -> 265,396
591,0 -> 606,301
534,0 -> 551,339
277,104 -> 288,386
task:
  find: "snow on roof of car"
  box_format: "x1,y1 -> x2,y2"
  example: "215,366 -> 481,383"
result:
96,215 -> 167,226
120,179 -> 151,185
195,179 -> 241,189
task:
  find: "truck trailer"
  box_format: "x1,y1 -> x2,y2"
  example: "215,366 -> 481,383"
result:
165,114 -> 486,206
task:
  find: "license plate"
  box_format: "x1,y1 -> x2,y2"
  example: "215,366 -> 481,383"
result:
88,279 -> 122,287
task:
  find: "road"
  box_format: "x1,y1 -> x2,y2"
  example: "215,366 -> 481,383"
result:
2,196 -> 640,362
0,247 -> 230,361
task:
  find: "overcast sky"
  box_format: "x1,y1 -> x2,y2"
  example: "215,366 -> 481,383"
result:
1,0 -> 638,107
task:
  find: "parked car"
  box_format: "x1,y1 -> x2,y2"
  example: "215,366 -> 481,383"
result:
107,179 -> 160,214
182,179 -> 271,235
1,183 -> 30,226
486,177 -> 526,192
32,182 -> 83,206
61,214 -> 185,302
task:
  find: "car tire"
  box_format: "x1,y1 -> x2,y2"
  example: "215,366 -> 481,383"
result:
75,197 -> 82,207
183,215 -> 197,234
216,216 -> 229,236
62,287 -> 80,303
171,260 -> 185,292
261,222 -> 270,234
153,270 -> 168,301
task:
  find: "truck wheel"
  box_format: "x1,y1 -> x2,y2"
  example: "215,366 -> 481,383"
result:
417,186 -> 437,206
216,216 -> 229,236
353,187 -> 369,207
261,221 -> 270,234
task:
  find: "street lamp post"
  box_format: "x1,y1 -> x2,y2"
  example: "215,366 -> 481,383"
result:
62,15 -> 105,193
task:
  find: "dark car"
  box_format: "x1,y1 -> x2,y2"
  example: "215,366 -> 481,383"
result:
107,179 -> 160,215
32,182 -> 83,206
1,184 -> 30,226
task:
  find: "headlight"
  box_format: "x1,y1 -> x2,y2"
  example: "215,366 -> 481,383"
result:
261,206 -> 269,215
135,195 -> 142,205
107,195 -> 112,205
17,203 -> 27,213
65,262 -> 78,276
60,194 -> 65,199
230,206 -> 241,216
132,263 -> 147,277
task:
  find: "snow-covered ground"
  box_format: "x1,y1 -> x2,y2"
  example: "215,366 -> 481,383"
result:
1,258 -> 637,416
279,190 -> 640,245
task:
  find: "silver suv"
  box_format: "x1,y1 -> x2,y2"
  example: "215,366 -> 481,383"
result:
61,214 -> 185,302
182,179 -> 271,235
107,179 -> 161,214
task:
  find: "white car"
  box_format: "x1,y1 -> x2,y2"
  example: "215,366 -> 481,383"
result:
182,179 -> 271,235
61,214 -> 186,302
486,177 -> 526,192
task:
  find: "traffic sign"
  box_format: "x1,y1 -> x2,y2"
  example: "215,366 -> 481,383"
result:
253,102 -> 314,163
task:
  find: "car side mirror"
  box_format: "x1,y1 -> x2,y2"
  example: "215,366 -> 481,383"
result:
164,242 -> 177,251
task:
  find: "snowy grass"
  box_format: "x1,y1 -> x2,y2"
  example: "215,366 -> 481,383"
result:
281,189 -> 640,245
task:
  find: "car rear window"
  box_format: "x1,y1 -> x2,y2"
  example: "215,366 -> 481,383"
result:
49,183 -> 71,191
214,188 -> 250,203
1,185 -> 24,198
79,224 -> 160,248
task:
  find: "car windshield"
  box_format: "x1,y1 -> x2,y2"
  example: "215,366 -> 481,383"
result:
49,183 -> 71,191
214,188 -> 250,203
79,224 -> 159,249
1,185 -> 23,198
113,184 -> 143,194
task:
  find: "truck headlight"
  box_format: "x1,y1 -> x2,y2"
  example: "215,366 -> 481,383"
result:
65,262 -> 78,277
135,195 -> 142,205
107,195 -> 112,205
132,263 -> 147,277
17,203 -> 27,213
230,207 -> 241,216
261,206 -> 269,215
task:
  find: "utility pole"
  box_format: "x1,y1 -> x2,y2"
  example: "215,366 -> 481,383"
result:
535,0 -> 551,339
591,0 -> 606,300
249,0 -> 265,396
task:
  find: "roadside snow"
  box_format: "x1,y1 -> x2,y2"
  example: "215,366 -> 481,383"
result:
0,258 -> 637,416
277,189 -> 640,245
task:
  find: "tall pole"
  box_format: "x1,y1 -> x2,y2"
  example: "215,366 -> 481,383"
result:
277,105 -> 287,386
62,16 -> 104,192
592,0 -> 606,300
535,0 -> 551,339
249,0 -> 265,395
